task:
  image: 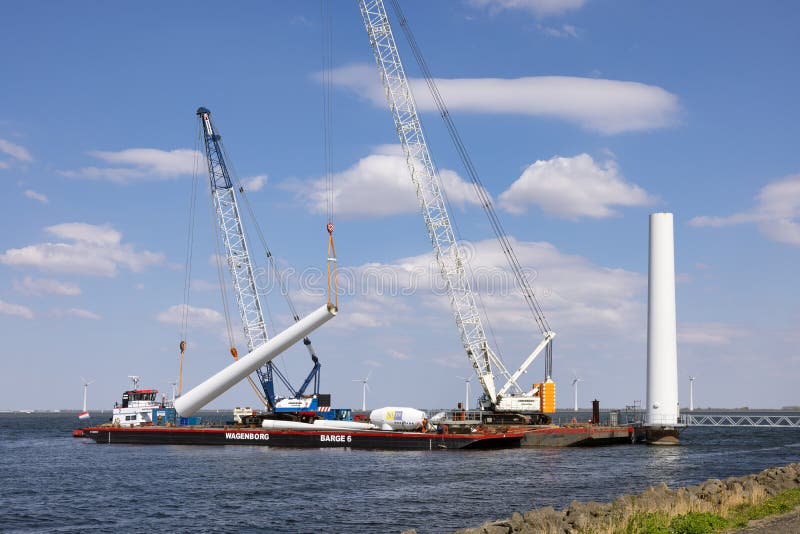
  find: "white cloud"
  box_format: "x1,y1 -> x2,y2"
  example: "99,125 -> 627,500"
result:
678,323 -> 747,346
498,153 -> 656,219
388,349 -> 412,361
65,308 -> 101,320
689,174 -> 800,246
0,138 -> 33,162
0,299 -> 34,319
0,222 -> 164,276
467,0 -> 586,17
433,354 -> 470,369
241,174 -> 268,192
538,24 -> 579,38
324,64 -> 680,134
156,304 -> 223,328
47,222 -> 121,245
13,276 -> 81,296
286,145 -> 483,218
60,148 -> 199,183
23,190 -> 48,204
348,237 -> 645,333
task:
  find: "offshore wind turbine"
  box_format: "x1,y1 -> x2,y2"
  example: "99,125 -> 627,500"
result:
353,371 -> 372,411
571,371 -> 582,412
689,375 -> 696,411
78,377 -> 93,419
457,375 -> 473,410
166,380 -> 178,402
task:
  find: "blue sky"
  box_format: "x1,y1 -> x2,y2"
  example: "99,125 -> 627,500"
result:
1,1 -> 798,411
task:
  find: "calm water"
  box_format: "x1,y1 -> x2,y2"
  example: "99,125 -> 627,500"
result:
1,412 -> 799,533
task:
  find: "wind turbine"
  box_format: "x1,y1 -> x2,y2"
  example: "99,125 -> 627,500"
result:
78,377 -> 93,419
166,380 -> 178,402
571,370 -> 582,412
689,376 -> 696,411
457,375 -> 473,411
353,370 -> 372,411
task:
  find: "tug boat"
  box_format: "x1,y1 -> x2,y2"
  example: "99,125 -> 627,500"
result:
112,388 -> 162,427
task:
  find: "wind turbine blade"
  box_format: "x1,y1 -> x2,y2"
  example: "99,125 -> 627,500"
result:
365,370 -> 373,381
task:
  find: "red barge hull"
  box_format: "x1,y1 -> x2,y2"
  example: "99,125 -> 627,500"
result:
82,426 -> 523,450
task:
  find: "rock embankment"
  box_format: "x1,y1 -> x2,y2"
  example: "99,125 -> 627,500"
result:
451,463 -> 800,534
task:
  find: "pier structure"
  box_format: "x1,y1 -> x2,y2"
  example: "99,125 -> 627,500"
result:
682,414 -> 800,427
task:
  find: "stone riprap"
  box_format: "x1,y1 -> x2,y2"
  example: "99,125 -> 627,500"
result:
446,463 -> 800,534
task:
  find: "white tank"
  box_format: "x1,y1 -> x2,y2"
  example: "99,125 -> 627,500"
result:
646,213 -> 679,427
369,407 -> 428,431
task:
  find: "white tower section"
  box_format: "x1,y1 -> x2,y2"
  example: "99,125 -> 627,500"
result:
646,213 -> 679,427
174,304 -> 336,417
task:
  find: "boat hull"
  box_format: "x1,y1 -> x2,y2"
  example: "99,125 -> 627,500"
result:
82,426 -> 521,450
520,425 -> 634,447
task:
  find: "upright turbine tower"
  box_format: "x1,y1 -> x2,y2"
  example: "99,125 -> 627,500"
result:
353,371 -> 372,411
78,377 -> 92,420
571,376 -> 582,412
645,213 -> 680,445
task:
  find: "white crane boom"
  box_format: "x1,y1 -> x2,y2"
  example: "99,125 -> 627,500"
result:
358,0 -> 509,403
358,0 -> 555,412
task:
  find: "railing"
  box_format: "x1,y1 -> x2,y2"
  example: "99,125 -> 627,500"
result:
682,414 -> 800,427
430,409 -> 484,425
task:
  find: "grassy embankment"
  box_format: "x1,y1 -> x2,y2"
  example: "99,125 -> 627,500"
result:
617,488 -> 800,533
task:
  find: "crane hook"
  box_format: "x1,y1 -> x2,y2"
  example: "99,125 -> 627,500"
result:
326,221 -> 338,311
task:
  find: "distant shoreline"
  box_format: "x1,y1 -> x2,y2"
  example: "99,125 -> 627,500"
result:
2,407 -> 800,414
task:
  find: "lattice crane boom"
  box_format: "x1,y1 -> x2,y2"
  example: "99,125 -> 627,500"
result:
356,2 -> 499,403
357,1 -> 556,412
197,107 -> 276,408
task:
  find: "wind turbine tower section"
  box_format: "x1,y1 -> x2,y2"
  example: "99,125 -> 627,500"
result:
645,213 -> 680,445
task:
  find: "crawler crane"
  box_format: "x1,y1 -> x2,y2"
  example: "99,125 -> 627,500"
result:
357,1 -> 556,422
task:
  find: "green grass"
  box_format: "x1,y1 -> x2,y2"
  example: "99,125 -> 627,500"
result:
608,488 -> 800,534
728,488 -> 800,527
668,512 -> 727,534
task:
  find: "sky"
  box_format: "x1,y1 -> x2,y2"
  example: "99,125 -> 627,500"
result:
1,0 -> 798,411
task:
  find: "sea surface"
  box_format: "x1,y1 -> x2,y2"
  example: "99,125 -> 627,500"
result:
1,411 -> 799,533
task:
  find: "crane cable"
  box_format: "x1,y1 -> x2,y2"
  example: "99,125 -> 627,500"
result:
322,0 -> 338,310
389,0 -> 551,336
178,126 -> 202,396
